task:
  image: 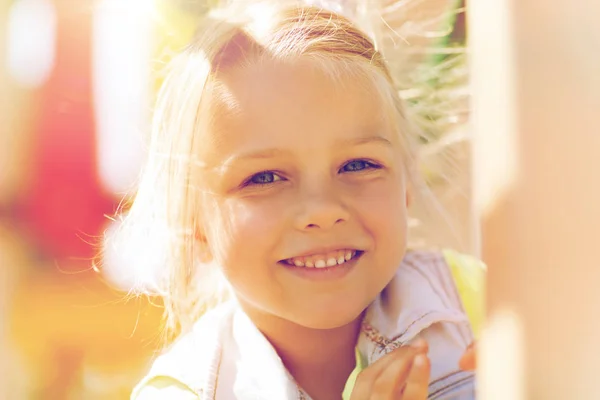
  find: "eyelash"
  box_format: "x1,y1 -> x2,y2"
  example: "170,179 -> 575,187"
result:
243,171 -> 284,187
339,159 -> 381,173
243,159 -> 381,187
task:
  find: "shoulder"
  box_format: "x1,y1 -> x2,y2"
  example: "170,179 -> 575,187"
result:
402,248 -> 484,274
401,249 -> 485,294
401,249 -> 486,336
131,302 -> 236,400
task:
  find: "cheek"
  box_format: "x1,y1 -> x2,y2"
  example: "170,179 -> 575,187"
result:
215,197 -> 286,266
350,176 -> 408,242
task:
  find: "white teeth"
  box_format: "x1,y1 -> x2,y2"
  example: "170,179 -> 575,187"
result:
285,250 -> 360,268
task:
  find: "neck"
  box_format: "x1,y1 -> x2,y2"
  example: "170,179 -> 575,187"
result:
243,306 -> 364,400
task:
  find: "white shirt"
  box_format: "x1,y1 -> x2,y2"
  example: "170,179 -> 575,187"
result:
132,250 -> 477,399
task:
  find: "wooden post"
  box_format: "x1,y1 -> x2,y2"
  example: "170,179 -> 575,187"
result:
470,1 -> 600,398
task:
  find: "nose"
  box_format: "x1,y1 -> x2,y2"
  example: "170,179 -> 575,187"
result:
293,185 -> 350,231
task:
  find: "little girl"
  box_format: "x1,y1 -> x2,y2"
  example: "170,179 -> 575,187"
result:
117,2 -> 483,399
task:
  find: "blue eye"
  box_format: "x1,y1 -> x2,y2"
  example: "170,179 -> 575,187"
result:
341,159 -> 379,173
247,171 -> 283,185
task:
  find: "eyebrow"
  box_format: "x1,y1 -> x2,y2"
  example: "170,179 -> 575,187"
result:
340,135 -> 393,147
220,135 -> 392,169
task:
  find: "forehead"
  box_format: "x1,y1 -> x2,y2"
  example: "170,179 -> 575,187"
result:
200,58 -> 394,161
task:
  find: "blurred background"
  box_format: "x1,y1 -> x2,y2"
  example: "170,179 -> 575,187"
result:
0,0 -> 470,398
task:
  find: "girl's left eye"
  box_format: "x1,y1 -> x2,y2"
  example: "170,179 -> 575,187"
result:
340,159 -> 380,173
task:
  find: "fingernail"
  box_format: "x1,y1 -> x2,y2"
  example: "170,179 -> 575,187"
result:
414,354 -> 427,368
412,338 -> 428,349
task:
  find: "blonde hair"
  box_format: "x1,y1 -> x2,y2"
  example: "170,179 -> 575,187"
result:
105,1 -> 439,341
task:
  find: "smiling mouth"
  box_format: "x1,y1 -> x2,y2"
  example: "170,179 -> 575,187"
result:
280,250 -> 363,268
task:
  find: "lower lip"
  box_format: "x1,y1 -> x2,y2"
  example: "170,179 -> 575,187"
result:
280,252 -> 363,281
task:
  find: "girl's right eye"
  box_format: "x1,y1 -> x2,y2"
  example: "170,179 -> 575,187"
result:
244,171 -> 284,186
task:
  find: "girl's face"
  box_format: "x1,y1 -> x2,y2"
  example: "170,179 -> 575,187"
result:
199,59 -> 409,329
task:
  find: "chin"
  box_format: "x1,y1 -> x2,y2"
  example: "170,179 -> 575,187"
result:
290,303 -> 366,330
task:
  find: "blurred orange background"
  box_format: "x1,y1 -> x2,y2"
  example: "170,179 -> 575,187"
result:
0,0 -> 200,397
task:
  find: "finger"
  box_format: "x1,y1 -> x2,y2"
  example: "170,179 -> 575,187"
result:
370,354 -> 416,399
401,354 -> 431,400
351,349 -> 416,400
351,343 -> 427,400
362,340 -> 429,381
459,342 -> 477,371
370,343 -> 428,400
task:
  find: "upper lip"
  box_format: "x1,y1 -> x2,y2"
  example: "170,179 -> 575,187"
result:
281,245 -> 363,260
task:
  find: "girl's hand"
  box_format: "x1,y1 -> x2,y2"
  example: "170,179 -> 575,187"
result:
350,340 -> 430,400
458,342 -> 477,371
